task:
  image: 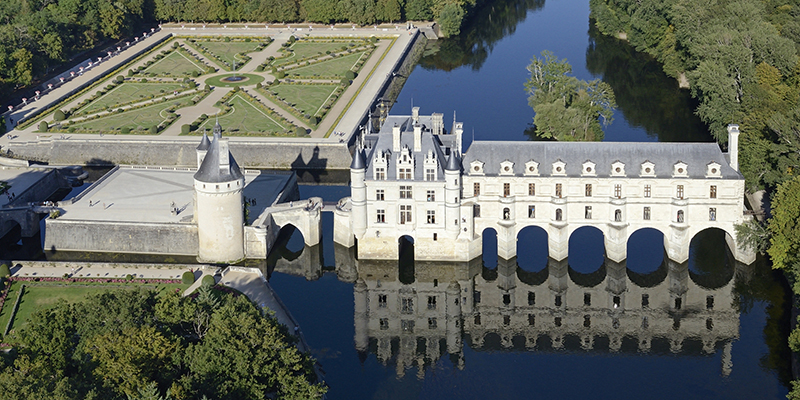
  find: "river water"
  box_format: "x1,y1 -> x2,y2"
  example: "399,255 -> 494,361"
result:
267,0 -> 792,399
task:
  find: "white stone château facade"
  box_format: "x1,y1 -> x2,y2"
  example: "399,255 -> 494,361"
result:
334,109 -> 755,265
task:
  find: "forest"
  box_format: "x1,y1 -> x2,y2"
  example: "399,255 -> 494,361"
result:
0,0 -> 482,101
589,1 -> 800,397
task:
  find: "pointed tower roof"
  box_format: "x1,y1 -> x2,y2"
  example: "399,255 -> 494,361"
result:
213,116 -> 222,139
197,131 -> 211,151
445,153 -> 461,171
194,125 -> 243,183
350,148 -> 366,170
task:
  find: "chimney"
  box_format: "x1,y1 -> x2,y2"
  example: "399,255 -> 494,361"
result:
432,112 -> 443,135
219,138 -> 230,171
414,124 -> 422,152
454,122 -> 463,156
727,124 -> 739,171
412,107 -> 420,124
393,124 -> 401,152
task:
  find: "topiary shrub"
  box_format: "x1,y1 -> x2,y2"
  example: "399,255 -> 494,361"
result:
120,127 -> 131,134
201,274 -> 216,287
182,271 -> 195,285
115,75 -> 124,83
149,126 -> 158,134
54,109 -> 66,121
345,70 -> 356,80
181,124 -> 191,134
38,121 -> 48,131
0,264 -> 10,279
125,274 -> 134,281
276,70 -> 285,79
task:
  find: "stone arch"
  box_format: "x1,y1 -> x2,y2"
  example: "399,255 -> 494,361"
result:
687,227 -> 735,289
568,226 -> 605,274
516,225 -> 548,272
268,198 -> 322,247
398,235 -> 415,284
627,228 -> 665,275
274,223 -> 305,253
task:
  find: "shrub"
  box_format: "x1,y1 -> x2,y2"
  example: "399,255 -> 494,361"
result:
191,70 -> 200,77
127,69 -> 134,77
294,126 -> 306,136
0,264 -> 10,278
201,274 -> 216,287
276,70 -> 285,79
181,271 -> 195,285
149,126 -> 158,134
38,121 -> 48,131
181,124 -> 191,134
120,127 -> 131,134
54,109 -> 66,121
224,37 -> 231,42
345,70 -> 356,80
68,127 -> 76,133
49,210 -> 60,219
204,84 -> 211,91
125,274 -> 134,280
115,75 -> 124,83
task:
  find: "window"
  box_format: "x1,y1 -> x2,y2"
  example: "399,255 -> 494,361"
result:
474,291 -> 481,304
376,189 -> 384,201
427,210 -> 436,224
644,184 -> 651,198
707,295 -> 714,310
710,185 -> 717,198
401,297 -> 414,313
555,208 -> 563,221
528,314 -> 535,326
428,317 -> 437,329
427,296 -> 437,310
529,183 -> 535,196
528,205 -> 535,218
677,210 -> 684,223
401,320 -> 414,332
503,183 -> 511,197
615,209 -> 622,222
614,184 -> 622,198
399,167 -> 412,180
709,207 -> 716,221
503,294 -> 511,305
400,205 -> 412,224
585,184 -> 592,197
400,186 -> 412,199
426,168 -> 435,181
584,315 -> 591,328
378,294 -> 387,308
643,207 -> 651,220
376,209 -> 385,223
555,295 -> 562,307
555,183 -> 562,198
375,167 -> 385,180
527,291 -> 535,306
426,190 -> 435,202
585,206 -> 592,219
474,314 -> 481,325
380,318 -> 389,330
677,185 -> 684,199
503,315 -> 511,326
584,293 -> 591,306
641,294 -> 649,309
474,182 -> 481,196
503,207 -> 511,220
474,204 -> 481,218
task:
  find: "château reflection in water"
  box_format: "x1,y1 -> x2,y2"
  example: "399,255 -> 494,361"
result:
262,232 -> 750,380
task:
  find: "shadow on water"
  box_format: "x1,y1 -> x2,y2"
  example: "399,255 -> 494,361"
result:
584,22 -> 711,143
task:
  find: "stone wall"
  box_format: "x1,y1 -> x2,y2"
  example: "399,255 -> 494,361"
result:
44,219 -> 198,255
5,138 -> 353,169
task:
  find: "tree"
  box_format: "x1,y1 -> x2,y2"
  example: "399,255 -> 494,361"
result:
768,176 -> 800,279
436,3 -> 465,37
11,48 -> 32,87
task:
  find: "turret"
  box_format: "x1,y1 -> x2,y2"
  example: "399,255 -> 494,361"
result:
351,149 -> 367,238
445,153 -> 462,237
193,124 -> 245,263
196,131 -> 210,168
727,124 -> 739,171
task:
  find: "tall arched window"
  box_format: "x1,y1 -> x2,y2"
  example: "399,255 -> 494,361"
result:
677,210 -> 684,223
503,207 -> 511,220
614,209 -> 622,222
555,208 -> 563,221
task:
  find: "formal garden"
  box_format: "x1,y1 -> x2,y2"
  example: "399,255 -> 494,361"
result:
183,37 -> 271,71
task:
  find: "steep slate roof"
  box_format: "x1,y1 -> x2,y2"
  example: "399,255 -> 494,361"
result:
194,132 -> 243,183
445,153 -> 462,171
463,141 -> 740,179
350,148 -> 366,169
196,132 -> 211,151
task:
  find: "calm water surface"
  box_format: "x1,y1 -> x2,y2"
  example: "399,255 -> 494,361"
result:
268,0 -> 790,398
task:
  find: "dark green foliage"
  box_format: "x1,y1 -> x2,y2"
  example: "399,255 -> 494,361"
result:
201,274 -> 216,287
148,125 -> 158,134
181,271 -> 195,285
115,75 -> 124,83
0,264 -> 10,278
345,70 -> 357,80
181,124 -> 191,134
120,127 -> 131,134
0,288 -> 325,400
38,121 -> 48,132
54,110 -> 66,122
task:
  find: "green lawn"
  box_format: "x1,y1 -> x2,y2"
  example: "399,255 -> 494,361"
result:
72,97 -> 195,132
79,82 -> 187,114
289,51 -> 368,77
0,282 -> 188,336
274,41 -> 360,67
200,93 -> 288,134
270,83 -> 339,117
146,51 -> 207,76
191,40 -> 264,69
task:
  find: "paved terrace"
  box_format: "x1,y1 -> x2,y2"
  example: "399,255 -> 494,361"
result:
0,167 -> 52,207
57,166 -> 292,224
0,23 -> 424,149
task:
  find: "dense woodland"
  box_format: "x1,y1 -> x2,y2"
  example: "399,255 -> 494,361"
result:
0,285 -> 325,400
590,1 -> 800,396
0,0 -> 482,101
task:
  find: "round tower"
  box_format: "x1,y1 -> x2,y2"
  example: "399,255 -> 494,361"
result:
445,153 -> 462,237
193,123 -> 245,263
351,149 -> 367,238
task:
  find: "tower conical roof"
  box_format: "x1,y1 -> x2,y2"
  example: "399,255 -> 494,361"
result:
445,153 -> 461,171
194,126 -> 243,183
350,149 -> 366,169
197,131 -> 211,151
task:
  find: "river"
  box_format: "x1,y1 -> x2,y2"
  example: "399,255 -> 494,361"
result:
267,0 -> 792,398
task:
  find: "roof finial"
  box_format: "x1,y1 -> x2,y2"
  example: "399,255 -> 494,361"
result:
213,115 -> 222,139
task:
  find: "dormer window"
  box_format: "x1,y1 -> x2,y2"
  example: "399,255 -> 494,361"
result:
500,160 -> 515,176
552,160 -> 566,176
582,161 -> 596,176
524,160 -> 540,176
470,160 -> 485,175
640,161 -> 655,177
611,161 -> 625,177
673,162 -> 688,177
706,162 -> 721,178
